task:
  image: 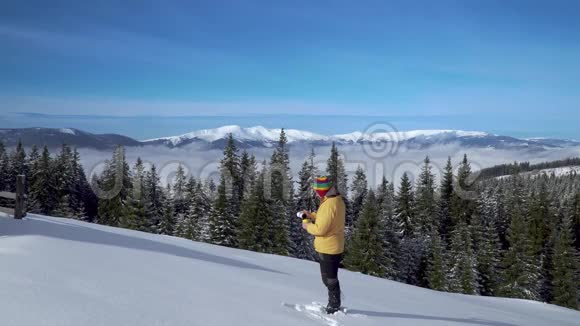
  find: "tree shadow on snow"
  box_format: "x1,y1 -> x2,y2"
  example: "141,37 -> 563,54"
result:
2,215 -> 287,276
347,309 -> 519,326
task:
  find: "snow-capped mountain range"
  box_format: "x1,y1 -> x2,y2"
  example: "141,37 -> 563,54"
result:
143,125 -> 580,151
144,125 -> 488,146
1,125 -> 580,151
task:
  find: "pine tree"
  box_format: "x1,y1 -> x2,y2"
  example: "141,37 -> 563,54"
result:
97,146 -> 131,227
27,145 -> 40,194
326,142 -> 348,195
471,200 -> 501,296
528,182 -> 557,301
201,178 -> 215,200
293,149 -> 319,260
54,194 -> 75,218
396,172 -> 416,237
175,183 -> 210,241
144,165 -> 166,233
528,182 -> 555,257
193,183 -> 212,242
158,203 -> 176,236
398,237 -> 426,286
451,154 -> 475,227
426,229 -> 448,291
221,133 -> 242,217
499,177 -> 540,300
121,158 -> 148,231
438,157 -> 454,242
29,146 -> 57,214
344,190 -> 388,277
350,166 -> 368,226
54,145 -> 75,213
377,177 -> 401,280
240,151 -> 257,199
268,129 -> 292,256
0,141 -> 9,191
570,192 -> 580,252
7,140 -> 27,191
550,211 -> 579,309
172,164 -> 189,216
448,220 -> 477,294
69,149 -> 95,220
238,168 -> 273,253
209,177 -> 238,247
326,142 -> 353,233
415,156 -> 436,236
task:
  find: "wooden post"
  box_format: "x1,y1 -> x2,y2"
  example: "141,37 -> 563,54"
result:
14,175 -> 25,219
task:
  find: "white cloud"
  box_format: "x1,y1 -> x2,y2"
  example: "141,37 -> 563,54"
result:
78,143 -> 580,191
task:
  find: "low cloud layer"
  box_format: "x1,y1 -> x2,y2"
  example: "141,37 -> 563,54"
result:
78,143 -> 580,190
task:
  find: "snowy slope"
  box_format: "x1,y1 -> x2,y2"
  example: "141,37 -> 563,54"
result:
1,214 -> 579,326
496,166 -> 580,180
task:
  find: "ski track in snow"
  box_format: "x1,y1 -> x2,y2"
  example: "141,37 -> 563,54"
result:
283,302 -> 349,326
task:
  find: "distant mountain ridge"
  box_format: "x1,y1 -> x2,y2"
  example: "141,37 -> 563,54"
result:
1,125 -> 580,151
0,127 -> 140,150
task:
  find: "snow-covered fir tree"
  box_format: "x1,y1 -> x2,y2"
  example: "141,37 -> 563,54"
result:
220,133 -> 242,218
448,219 -> 477,295
396,172 -> 416,237
238,166 -> 273,253
209,177 -> 238,247
472,195 -> 501,296
7,140 -> 27,192
415,156 -> 437,236
0,141 -> 9,192
293,149 -> 319,260
438,157 -> 454,242
571,192 -> 580,252
143,165 -> 166,233
350,165 -> 368,226
193,183 -> 212,242
268,129 -> 291,256
426,229 -> 448,291
549,210 -> 579,309
97,146 -> 131,227
376,176 -> 401,280
499,176 -> 540,300
451,154 -> 475,227
326,142 -> 353,232
344,190 -> 389,277
121,158 -> 149,231
172,164 -> 189,217
29,145 -> 57,214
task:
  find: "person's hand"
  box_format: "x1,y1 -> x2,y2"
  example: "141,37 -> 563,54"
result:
302,222 -> 310,230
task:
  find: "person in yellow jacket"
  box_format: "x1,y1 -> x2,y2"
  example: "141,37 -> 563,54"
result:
301,176 -> 346,314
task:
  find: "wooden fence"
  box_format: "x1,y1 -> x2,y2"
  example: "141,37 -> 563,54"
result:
0,175 -> 26,219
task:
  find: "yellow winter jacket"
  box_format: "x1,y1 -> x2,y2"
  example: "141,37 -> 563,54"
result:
306,195 -> 346,255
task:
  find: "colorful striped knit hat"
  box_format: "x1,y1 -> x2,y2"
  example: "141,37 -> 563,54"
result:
312,176 -> 333,198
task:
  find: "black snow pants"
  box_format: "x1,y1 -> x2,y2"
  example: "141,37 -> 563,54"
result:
318,253 -> 342,309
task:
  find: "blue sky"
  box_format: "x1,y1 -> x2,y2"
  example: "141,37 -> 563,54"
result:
1,0 -> 579,139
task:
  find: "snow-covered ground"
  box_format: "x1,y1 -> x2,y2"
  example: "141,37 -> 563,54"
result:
1,214 -> 578,326
496,166 -> 580,180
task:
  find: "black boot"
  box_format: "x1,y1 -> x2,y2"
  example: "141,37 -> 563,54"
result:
325,278 -> 341,314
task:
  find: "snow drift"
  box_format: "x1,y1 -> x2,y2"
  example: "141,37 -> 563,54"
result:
1,214 -> 578,326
